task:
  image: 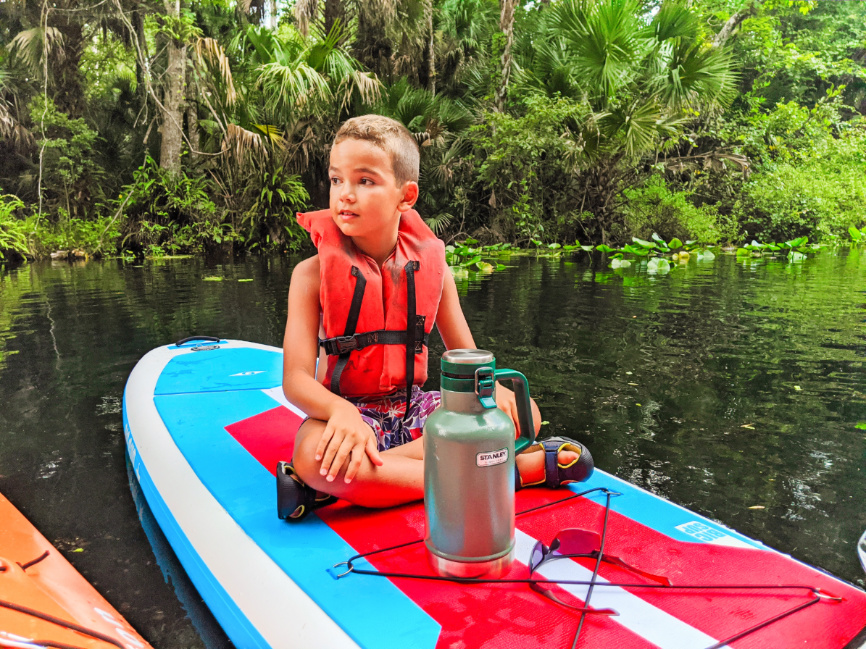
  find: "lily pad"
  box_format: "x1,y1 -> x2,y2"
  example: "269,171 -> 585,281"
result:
647,258 -> 671,274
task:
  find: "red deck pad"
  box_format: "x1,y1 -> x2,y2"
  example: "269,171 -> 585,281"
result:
227,406 -> 866,649
514,499 -> 866,649
319,497 -> 866,649
319,497 -> 656,649
226,406 -> 302,476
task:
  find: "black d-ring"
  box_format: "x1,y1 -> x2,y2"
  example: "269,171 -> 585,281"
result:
175,335 -> 221,346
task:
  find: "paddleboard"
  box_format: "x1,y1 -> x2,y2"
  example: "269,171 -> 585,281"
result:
0,492 -> 153,649
122,339 -> 866,649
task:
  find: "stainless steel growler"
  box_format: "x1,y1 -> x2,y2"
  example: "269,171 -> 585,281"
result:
423,349 -> 536,578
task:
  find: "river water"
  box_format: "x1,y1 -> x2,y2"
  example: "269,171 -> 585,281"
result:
0,249 -> 864,647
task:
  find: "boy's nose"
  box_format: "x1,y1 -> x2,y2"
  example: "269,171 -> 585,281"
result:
340,184 -> 355,201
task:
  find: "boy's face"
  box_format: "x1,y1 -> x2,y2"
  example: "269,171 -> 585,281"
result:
328,138 -> 416,243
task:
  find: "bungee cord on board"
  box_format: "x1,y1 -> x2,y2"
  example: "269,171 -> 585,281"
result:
331,487 -> 842,649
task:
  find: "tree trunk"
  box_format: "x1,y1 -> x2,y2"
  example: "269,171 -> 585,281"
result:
186,72 -> 199,163
53,14 -> 85,118
428,5 -> 436,95
713,2 -> 754,48
495,0 -> 517,112
159,0 -> 186,174
323,0 -> 346,37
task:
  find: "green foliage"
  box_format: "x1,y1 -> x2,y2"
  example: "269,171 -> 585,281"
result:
28,95 -> 104,217
733,126 -> 866,241
26,211 -> 122,257
622,176 -> 736,244
1,0 -> 865,259
730,1 -> 866,111
118,156 -> 227,256
469,95 -> 589,243
0,194 -> 29,261
241,166 -> 310,252
148,9 -> 203,44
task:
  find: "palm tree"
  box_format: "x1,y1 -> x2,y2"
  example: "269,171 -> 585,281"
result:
435,0 -> 498,100
495,0 -> 518,111
192,20 -> 379,236
374,76 -> 475,236
517,0 -> 737,241
293,0 -> 434,88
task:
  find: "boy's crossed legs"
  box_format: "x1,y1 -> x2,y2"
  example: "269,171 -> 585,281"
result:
291,418 -> 584,510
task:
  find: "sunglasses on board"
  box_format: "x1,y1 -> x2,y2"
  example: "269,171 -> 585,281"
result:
528,528 -> 672,614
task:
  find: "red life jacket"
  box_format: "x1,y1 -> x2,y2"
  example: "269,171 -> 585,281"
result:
297,209 -> 446,398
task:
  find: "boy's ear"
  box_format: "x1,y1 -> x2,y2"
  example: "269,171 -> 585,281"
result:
397,181 -> 420,212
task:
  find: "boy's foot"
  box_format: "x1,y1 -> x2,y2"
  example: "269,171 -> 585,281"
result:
515,437 -> 594,490
277,461 -> 337,521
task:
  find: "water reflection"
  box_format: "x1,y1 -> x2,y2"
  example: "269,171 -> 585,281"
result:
0,249 -> 864,648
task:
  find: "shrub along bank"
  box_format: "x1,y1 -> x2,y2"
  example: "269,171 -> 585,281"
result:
1,0 -> 865,263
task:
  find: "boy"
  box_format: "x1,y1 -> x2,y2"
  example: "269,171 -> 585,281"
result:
280,115 -> 592,519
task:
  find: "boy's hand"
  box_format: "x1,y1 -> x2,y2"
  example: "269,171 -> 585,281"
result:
496,385 -> 522,434
316,401 -> 384,483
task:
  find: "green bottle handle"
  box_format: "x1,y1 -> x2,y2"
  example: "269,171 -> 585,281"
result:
494,369 -> 536,454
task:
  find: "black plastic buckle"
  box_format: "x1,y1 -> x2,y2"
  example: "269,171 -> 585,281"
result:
414,316 -> 427,353
334,335 -> 358,354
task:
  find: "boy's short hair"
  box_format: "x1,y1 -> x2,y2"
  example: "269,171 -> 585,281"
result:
333,115 -> 420,184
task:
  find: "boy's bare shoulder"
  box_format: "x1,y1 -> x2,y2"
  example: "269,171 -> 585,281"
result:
291,254 -> 320,285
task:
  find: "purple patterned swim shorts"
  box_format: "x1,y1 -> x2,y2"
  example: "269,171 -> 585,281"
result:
347,386 -> 441,452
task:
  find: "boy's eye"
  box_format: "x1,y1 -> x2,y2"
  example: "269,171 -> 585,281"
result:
360,178 -> 374,185
330,177 -> 341,185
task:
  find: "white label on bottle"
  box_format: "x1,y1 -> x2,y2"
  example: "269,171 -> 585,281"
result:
476,448 -> 508,467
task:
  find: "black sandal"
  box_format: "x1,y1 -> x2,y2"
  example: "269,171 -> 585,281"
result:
277,461 -> 336,521
515,437 -> 594,490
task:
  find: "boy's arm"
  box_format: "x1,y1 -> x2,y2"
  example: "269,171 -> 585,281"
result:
282,256 -> 383,482
435,271 -> 476,349
435,271 -> 541,435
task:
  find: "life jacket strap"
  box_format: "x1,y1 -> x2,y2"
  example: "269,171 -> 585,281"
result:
403,260 -> 419,421
319,325 -> 429,356
328,262 -> 428,408
329,266 -> 367,397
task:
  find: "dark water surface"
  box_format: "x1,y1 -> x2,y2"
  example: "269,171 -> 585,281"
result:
0,250 -> 864,647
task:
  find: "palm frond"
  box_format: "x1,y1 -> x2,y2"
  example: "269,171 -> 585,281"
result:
552,0 -> 645,98
647,2 -> 701,44
10,26 -> 64,76
657,41 -> 737,110
257,60 -> 332,113
194,38 -> 238,107
349,69 -> 382,106
428,137 -> 470,188
601,100 -> 671,158
222,123 -> 268,165
0,101 -> 15,139
425,212 -> 453,235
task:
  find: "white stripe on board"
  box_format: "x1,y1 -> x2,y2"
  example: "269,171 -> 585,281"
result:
127,341 -> 360,649
515,530 -> 729,649
263,385 -> 308,420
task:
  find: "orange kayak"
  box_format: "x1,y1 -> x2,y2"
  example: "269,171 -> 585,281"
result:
0,492 -> 152,649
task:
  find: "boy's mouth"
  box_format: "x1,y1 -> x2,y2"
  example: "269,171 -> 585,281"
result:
339,210 -> 359,221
